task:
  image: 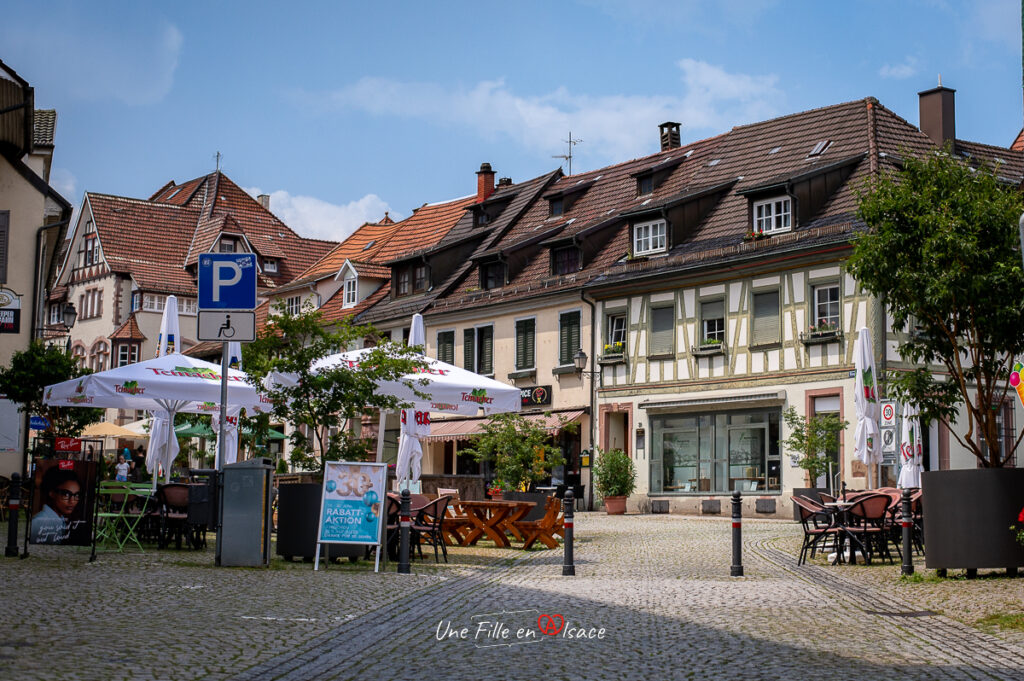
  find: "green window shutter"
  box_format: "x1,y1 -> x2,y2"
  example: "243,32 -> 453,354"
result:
463,328 -> 475,372
437,331 -> 454,364
0,211 -> 8,285
515,319 -> 535,370
752,291 -> 780,346
559,311 -> 580,365
649,306 -> 674,356
479,326 -> 493,375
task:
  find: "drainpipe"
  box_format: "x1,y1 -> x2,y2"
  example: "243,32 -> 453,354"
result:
581,290 -> 597,511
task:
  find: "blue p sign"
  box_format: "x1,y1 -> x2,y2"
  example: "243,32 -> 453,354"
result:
198,253 -> 257,310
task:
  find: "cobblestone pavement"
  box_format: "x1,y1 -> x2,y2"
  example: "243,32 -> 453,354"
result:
2,513 -> 1022,681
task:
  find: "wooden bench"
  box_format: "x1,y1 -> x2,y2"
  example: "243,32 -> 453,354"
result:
511,496 -> 563,550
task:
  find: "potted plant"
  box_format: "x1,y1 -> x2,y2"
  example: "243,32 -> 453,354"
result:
463,412 -> 572,495
593,448 -> 636,515
781,407 -> 847,518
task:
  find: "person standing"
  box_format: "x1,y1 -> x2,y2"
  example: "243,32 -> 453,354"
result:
114,454 -> 130,482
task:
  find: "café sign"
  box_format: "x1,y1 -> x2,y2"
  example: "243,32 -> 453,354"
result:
0,288 -> 21,334
520,385 -> 552,407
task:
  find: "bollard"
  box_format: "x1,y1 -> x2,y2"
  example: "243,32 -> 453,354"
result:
562,488 -> 575,576
900,488 -> 914,576
5,473 -> 20,558
397,488 -> 411,574
731,490 -> 743,577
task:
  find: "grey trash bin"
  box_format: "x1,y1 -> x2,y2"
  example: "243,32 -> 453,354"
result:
216,458 -> 274,567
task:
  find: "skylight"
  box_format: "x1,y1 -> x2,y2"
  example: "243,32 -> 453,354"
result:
683,150 -> 693,158
167,187 -> 182,199
363,240 -> 376,251
769,147 -> 781,155
708,159 -> 721,167
808,140 -> 832,157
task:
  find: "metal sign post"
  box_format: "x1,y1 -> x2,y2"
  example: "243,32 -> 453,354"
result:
197,253 -> 257,471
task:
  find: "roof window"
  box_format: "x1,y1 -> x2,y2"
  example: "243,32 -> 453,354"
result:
808,140 -> 832,157
708,159 -> 721,167
363,240 -> 376,251
769,146 -> 782,155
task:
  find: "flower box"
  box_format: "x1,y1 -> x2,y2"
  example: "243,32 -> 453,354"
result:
598,352 -> 626,365
799,329 -> 841,345
691,342 -> 726,357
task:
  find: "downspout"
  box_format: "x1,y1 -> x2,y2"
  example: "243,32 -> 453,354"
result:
581,289 -> 596,511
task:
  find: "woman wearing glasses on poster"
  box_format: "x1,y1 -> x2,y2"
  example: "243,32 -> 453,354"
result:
30,466 -> 87,544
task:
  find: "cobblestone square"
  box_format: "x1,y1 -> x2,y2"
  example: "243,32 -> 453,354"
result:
2,513 -> 1022,681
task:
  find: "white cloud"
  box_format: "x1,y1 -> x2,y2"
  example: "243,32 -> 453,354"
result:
971,0 -> 1021,52
1,21 -> 182,105
298,60 -> 782,163
245,188 -> 396,242
879,57 -> 919,80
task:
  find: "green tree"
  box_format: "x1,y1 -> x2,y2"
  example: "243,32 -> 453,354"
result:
849,147 -> 1024,467
461,412 -> 574,491
242,301 -> 427,475
592,448 -> 636,498
781,407 -> 848,485
0,341 -> 103,444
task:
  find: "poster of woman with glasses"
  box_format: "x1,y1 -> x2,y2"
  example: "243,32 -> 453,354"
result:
29,459 -> 96,545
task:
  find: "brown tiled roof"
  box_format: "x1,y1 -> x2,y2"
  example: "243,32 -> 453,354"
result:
374,195 -> 476,263
351,261 -> 390,279
425,97 -> 1024,315
109,314 -> 146,341
85,171 -> 337,299
33,110 -> 55,147
283,217 -> 403,290
320,280 -> 391,325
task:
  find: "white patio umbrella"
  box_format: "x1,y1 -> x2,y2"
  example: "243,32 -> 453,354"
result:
43,353 -> 270,485
212,405 -> 241,468
898,402 -> 923,488
156,295 -> 181,357
151,295 -> 182,486
854,327 -> 882,488
395,314 -> 428,485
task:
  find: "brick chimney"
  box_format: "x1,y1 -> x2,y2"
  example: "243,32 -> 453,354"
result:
476,163 -> 495,202
257,193 -> 270,209
918,86 -> 955,148
659,122 -> 681,151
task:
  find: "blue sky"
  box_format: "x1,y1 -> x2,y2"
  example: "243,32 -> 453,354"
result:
4,1 -> 1022,242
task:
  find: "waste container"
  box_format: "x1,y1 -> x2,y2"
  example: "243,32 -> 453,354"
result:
188,469 -> 219,531
216,458 -> 274,567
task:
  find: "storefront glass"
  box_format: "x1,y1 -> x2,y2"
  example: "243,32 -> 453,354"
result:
650,408 -> 781,494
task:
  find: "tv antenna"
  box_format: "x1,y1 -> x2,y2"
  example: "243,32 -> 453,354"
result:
214,151 -> 222,172
552,131 -> 583,175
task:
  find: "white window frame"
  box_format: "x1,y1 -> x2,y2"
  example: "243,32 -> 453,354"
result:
285,295 -> 302,316
753,197 -> 792,235
264,259 -> 278,273
179,298 -> 198,315
343,276 -> 358,308
49,304 -> 61,325
633,219 -> 666,256
143,294 -> 166,312
606,312 -> 626,347
130,291 -> 142,312
701,300 -> 726,344
812,283 -> 841,329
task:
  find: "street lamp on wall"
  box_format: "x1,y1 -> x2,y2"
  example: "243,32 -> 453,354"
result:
62,301 -> 77,353
572,348 -> 602,385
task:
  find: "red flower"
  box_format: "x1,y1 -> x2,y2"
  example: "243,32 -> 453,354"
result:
1018,507 -> 1024,523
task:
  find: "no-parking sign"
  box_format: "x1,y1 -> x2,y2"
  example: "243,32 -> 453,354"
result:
880,401 -> 896,428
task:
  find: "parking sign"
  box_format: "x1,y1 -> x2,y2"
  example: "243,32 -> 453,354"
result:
198,253 -> 257,310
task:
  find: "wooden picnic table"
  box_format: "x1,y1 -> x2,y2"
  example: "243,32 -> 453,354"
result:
448,500 -> 535,548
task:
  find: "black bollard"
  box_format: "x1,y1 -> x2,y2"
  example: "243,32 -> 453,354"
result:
900,488 -> 914,576
5,473 -> 20,558
731,490 -> 743,577
562,488 -> 575,576
397,488 -> 411,574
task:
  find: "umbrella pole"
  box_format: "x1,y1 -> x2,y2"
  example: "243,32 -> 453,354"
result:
375,410 -> 387,463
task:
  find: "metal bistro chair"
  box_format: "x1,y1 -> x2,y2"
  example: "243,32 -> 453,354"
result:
845,493 -> 894,564
792,496 -> 840,566
411,496 -> 451,563
157,483 -> 192,549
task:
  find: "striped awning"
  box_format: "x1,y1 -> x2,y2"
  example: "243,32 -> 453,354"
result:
421,409 -> 586,443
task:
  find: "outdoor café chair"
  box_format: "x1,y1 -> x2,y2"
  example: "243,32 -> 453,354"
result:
792,496 -> 840,565
411,496 -> 451,563
157,483 -> 192,549
845,493 -> 894,564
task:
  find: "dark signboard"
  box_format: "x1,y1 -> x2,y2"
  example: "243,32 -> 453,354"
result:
0,308 -> 19,334
29,459 -> 98,546
520,385 -> 552,407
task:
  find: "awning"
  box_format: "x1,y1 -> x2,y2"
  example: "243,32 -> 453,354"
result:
422,409 -> 586,443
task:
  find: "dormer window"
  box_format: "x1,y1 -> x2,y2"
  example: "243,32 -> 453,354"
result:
343,275 -> 357,308
638,174 -> 654,196
219,238 -> 236,253
481,262 -> 505,290
753,197 -> 792,235
413,264 -> 429,292
633,219 -> 666,256
549,197 -> 564,217
475,209 -> 491,227
396,268 -> 411,296
552,246 -> 580,275
264,258 -> 278,273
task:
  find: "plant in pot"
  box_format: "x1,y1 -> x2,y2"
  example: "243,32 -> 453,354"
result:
593,448 -> 636,515
462,412 -> 573,500
781,407 -> 847,488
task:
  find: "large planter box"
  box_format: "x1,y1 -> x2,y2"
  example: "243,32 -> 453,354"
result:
275,483 -> 363,562
922,468 -> 1024,571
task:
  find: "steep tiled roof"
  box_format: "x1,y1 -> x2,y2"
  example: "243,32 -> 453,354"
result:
282,217 -> 402,291
109,314 -> 147,341
33,110 -> 55,147
320,280 -> 391,326
425,96 -> 1023,315
374,195 -> 476,263
84,171 -> 337,298
350,261 -> 390,279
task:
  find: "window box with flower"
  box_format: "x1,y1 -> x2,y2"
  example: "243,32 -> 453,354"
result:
691,338 -> 726,357
742,229 -> 768,243
599,341 -> 626,365
799,320 -> 842,345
